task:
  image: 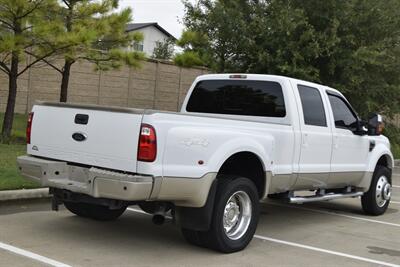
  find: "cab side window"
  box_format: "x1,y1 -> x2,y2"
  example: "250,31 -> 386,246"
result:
298,85 -> 327,127
328,94 -> 358,129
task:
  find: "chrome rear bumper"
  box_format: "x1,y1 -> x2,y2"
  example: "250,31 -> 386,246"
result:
17,155 -> 153,201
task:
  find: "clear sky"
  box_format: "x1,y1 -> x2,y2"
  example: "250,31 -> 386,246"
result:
117,0 -> 190,39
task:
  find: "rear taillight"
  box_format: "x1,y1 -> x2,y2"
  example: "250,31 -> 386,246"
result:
137,124 -> 157,162
26,112 -> 34,144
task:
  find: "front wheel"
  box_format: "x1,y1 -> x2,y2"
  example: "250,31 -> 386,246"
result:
361,166 -> 392,215
182,177 -> 260,253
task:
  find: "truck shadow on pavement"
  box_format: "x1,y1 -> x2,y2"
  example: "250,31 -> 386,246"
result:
35,210 -> 223,255
367,246 -> 400,257
264,200 -> 399,216
319,205 -> 399,215
5,201 -> 399,265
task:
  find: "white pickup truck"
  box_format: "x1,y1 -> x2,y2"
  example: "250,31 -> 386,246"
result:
17,74 -> 393,253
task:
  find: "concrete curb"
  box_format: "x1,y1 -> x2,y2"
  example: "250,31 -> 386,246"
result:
0,188 -> 50,201
395,159 -> 400,167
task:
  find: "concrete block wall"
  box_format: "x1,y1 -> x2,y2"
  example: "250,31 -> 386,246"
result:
0,70 -> 29,114
0,59 -> 208,114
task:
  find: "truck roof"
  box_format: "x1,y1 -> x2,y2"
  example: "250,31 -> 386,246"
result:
196,73 -> 342,95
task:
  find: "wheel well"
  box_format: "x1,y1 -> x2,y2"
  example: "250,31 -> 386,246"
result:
218,152 -> 265,198
376,155 -> 392,169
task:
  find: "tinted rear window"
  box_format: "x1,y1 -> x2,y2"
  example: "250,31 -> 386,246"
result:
186,80 -> 286,117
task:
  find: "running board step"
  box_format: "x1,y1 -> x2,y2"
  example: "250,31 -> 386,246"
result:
289,192 -> 364,204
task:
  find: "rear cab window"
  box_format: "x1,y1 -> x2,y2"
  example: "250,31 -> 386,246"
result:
186,80 -> 286,117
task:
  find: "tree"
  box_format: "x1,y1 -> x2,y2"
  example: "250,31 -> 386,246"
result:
176,0 -> 254,72
291,0 -> 400,117
0,0 -> 63,140
177,0 -> 400,118
152,38 -> 175,60
32,0 -> 144,103
177,0 -> 320,77
174,30 -> 208,68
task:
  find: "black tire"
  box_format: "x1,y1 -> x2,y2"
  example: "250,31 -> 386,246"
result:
64,202 -> 127,221
64,202 -> 90,218
181,228 -> 206,247
361,166 -> 391,216
182,177 -> 260,253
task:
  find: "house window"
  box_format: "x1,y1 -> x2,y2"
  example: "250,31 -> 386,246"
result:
133,41 -> 144,52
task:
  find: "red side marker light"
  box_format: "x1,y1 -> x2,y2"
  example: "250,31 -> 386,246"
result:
26,112 -> 34,144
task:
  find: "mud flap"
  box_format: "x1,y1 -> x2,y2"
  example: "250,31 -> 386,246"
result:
175,179 -> 218,231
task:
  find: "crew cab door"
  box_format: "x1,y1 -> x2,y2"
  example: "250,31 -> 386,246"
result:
293,83 -> 333,189
325,91 -> 370,187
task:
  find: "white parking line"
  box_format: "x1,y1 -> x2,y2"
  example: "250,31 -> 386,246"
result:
266,202 -> 400,228
392,185 -> 400,188
0,241 -> 71,267
127,207 -> 400,267
254,235 -> 400,267
391,201 -> 400,205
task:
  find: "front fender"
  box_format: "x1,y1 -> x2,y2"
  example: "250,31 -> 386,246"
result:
367,144 -> 394,172
357,143 -> 394,191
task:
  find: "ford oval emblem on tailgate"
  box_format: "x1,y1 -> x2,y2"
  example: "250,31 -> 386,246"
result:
72,132 -> 87,142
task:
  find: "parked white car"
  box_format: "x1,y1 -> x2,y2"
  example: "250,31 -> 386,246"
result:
17,74 -> 393,252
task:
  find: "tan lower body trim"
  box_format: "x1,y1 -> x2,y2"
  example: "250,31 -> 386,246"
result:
153,173 -> 217,208
268,171 -> 374,194
268,173 -> 296,194
355,172 -> 374,191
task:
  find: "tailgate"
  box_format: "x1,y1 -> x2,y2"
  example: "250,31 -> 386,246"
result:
28,103 -> 144,173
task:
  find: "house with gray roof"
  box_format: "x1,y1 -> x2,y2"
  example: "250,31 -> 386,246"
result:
126,23 -> 176,57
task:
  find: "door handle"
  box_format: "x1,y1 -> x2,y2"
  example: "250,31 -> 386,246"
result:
302,133 -> 308,147
333,135 -> 339,149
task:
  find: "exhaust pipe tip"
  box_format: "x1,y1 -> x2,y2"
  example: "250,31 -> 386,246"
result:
152,214 -> 165,225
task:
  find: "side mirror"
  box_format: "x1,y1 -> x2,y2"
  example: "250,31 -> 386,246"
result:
368,113 -> 384,136
352,120 -> 368,136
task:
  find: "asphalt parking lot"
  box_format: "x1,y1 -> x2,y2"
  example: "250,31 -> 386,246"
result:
1,169 -> 400,267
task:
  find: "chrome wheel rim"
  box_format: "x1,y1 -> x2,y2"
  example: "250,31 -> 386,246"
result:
376,176 -> 391,207
223,191 -> 252,240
